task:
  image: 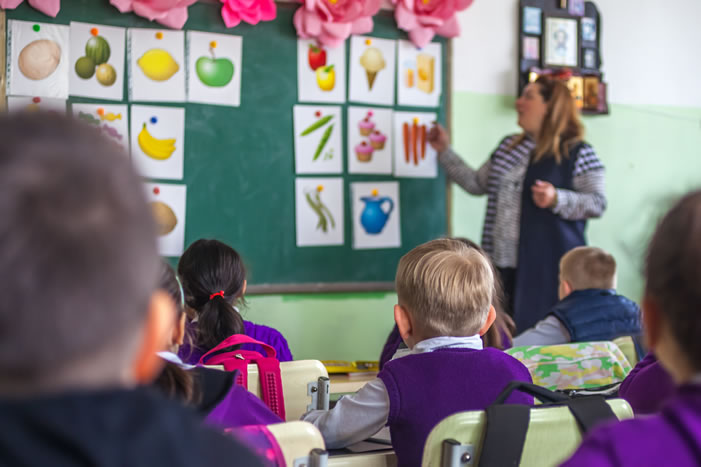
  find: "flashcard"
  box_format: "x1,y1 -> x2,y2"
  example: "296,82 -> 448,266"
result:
347,106 -> 393,175
393,112 -> 437,178
128,28 -> 185,102
69,22 -> 125,101
293,105 -> 343,174
348,36 -> 396,106
7,20 -> 69,98
351,181 -> 401,250
295,177 -> 344,247
6,96 -> 66,113
130,105 -> 185,180
396,40 -> 442,108
72,103 -> 129,153
297,39 -> 346,103
145,182 -> 187,257
187,31 -> 242,107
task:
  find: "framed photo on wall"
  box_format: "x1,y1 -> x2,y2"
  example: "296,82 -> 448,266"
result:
583,76 -> 600,110
523,6 -> 542,35
582,48 -> 598,69
522,37 -> 540,60
581,17 -> 597,41
544,17 -> 579,67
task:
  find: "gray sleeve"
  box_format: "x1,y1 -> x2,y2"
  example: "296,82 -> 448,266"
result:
512,315 -> 571,347
552,169 -> 607,220
437,147 -> 490,195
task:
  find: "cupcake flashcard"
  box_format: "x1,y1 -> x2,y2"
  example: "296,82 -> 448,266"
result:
293,105 -> 343,174
7,20 -> 69,99
6,96 -> 66,114
297,39 -> 347,104
393,111 -> 438,178
187,31 -> 242,107
396,40 -> 442,108
351,181 -> 401,250
69,22 -> 126,101
347,106 -> 393,175
71,103 -> 129,154
130,105 -> 185,180
145,182 -> 187,257
348,36 -> 397,107
128,28 -> 185,102
295,177 -> 345,247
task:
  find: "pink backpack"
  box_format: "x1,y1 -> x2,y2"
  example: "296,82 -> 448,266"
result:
198,334 -> 286,420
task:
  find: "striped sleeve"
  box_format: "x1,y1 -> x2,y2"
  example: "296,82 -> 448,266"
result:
437,147 -> 490,195
552,144 -> 607,220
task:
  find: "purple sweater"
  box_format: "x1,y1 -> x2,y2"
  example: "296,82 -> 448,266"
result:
378,348 -> 533,467
618,353 -> 675,415
561,384 -> 701,466
205,381 -> 282,429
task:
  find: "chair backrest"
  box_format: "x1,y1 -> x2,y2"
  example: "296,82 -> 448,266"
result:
506,341 -> 632,390
421,398 -> 633,467
327,451 -> 398,467
612,336 -> 638,366
267,421 -> 326,466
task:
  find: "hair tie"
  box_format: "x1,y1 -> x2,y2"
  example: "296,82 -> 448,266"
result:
209,290 -> 225,300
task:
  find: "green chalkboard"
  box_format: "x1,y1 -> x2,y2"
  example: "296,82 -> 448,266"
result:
4,1 -> 448,293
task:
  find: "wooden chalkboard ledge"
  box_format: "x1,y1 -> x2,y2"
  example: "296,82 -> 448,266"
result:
248,282 -> 395,295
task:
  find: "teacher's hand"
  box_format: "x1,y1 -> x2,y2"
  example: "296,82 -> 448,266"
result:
427,123 -> 449,153
531,180 -> 558,209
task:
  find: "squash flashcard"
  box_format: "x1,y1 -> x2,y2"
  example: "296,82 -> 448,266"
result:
297,39 -> 346,104
7,20 -> 69,99
295,178 -> 344,247
71,103 -> 129,154
69,22 -> 126,101
6,96 -> 66,114
130,105 -> 185,180
347,106 -> 393,175
145,182 -> 187,257
348,36 -> 397,107
393,111 -> 437,178
396,40 -> 442,108
293,105 -> 343,174
351,181 -> 401,250
128,28 -> 185,102
187,31 -> 242,107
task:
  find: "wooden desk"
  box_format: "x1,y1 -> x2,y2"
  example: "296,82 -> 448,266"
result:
329,373 -> 378,394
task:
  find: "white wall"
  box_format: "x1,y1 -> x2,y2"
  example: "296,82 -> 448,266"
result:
452,0 -> 701,108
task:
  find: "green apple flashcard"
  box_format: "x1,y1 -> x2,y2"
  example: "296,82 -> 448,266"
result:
297,39 -> 346,104
145,182 -> 187,257
6,96 -> 66,114
128,28 -> 185,102
295,177 -> 344,247
69,22 -> 126,101
186,31 -> 242,107
71,103 -> 129,154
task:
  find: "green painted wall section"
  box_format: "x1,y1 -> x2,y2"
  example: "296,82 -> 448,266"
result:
246,91 -> 701,361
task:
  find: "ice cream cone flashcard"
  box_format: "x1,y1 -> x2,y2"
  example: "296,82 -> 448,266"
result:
360,44 -> 385,90
349,36 -> 397,106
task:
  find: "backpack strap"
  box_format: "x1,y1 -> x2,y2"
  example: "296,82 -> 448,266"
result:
478,404 -> 530,467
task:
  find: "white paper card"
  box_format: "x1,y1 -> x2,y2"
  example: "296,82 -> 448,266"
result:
348,36 -> 396,106
393,111 -> 437,178
187,31 -> 242,107
295,177 -> 344,247
351,181 -> 401,249
129,28 -> 185,102
8,20 -> 69,98
293,105 -> 343,174
69,22 -> 125,101
297,39 -> 346,103
396,40 -> 442,108
145,182 -> 187,256
130,105 -> 185,180
347,106 -> 393,175
71,103 -> 129,153
6,96 -> 66,113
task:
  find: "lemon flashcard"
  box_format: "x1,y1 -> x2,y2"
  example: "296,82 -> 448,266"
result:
396,40 -> 442,108
7,20 -> 69,99
297,39 -> 346,104
130,105 -> 185,180
145,182 -> 187,257
295,178 -> 344,247
186,31 -> 242,107
293,105 -> 343,175
128,28 -> 185,102
349,36 -> 397,107
6,96 -> 66,114
71,103 -> 129,154
69,22 -> 126,101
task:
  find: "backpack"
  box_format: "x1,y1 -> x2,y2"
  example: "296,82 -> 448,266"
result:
199,334 -> 286,420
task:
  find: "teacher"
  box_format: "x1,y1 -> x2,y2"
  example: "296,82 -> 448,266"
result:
429,76 -> 607,332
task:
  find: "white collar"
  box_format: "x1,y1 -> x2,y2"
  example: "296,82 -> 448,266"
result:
392,335 -> 483,361
157,351 -> 197,370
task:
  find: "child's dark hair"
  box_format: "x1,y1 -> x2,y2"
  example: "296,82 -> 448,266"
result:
645,190 -> 701,370
177,239 -> 246,352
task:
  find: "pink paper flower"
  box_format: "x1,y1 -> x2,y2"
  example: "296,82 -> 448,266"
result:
220,0 -> 277,28
393,0 -> 473,48
110,0 -> 198,30
293,0 -> 382,48
0,0 -> 60,17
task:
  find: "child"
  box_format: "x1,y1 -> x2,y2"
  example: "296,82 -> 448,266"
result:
304,238 -> 532,466
177,239 -> 292,363
562,191 -> 701,466
513,246 -> 641,346
0,113 -> 262,466
154,262 -> 281,428
618,352 -> 675,415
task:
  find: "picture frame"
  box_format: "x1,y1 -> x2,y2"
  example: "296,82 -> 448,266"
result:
582,48 -> 597,69
522,36 -> 540,61
581,17 -> 597,42
583,76 -> 600,110
523,7 -> 542,35
567,75 -> 584,109
544,17 -> 579,67
568,0 -> 585,17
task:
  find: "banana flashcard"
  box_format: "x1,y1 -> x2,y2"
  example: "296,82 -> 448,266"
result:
130,105 -> 185,180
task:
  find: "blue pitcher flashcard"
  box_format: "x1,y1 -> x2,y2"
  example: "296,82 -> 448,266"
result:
351,181 -> 401,250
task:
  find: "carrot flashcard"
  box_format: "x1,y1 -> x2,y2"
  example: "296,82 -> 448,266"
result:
396,40 -> 442,108
293,105 -> 343,174
72,103 -> 129,154
351,181 -> 401,250
145,182 -> 187,257
186,31 -> 242,107
393,111 -> 437,178
295,177 -> 344,247
347,106 -> 393,175
128,28 -> 185,102
297,39 -> 346,103
348,36 -> 397,106
130,105 -> 185,180
69,22 -> 126,101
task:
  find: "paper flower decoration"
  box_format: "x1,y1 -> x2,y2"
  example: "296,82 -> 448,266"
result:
393,0 -> 473,48
293,0 -> 382,48
220,0 -> 276,28
109,0 -> 198,30
0,0 -> 60,17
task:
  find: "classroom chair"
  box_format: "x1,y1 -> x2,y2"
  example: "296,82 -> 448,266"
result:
229,421 -> 327,467
327,451 -> 397,467
612,335 -> 641,366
